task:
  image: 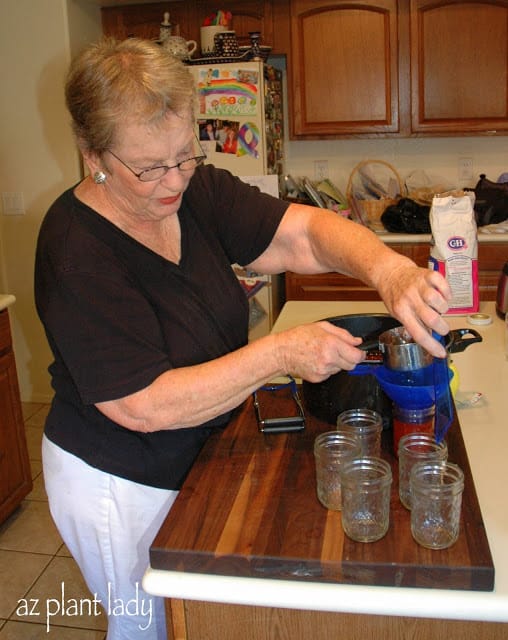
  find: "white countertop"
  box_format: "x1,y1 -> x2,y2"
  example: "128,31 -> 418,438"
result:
0,294 -> 16,311
143,301 -> 508,623
377,231 -> 508,243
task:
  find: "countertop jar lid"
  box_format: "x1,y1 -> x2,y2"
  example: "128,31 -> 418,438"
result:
467,313 -> 493,326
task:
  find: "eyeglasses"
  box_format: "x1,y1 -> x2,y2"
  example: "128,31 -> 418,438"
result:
106,140 -> 206,182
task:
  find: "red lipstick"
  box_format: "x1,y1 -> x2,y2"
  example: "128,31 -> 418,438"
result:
158,194 -> 180,206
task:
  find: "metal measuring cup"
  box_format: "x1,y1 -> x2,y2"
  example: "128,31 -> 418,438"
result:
378,326 -> 433,371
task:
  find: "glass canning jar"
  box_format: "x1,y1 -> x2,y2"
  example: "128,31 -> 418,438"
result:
398,433 -> 448,510
410,461 -> 464,549
313,431 -> 361,510
392,404 -> 435,456
340,457 -> 392,543
337,408 -> 383,458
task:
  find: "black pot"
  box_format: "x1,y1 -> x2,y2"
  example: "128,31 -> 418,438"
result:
302,314 -> 401,429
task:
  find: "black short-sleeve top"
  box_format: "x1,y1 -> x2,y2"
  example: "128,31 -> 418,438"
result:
35,164 -> 289,489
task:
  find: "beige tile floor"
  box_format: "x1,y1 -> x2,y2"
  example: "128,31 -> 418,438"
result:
0,403 -> 108,639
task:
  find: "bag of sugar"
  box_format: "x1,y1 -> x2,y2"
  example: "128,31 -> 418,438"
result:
429,191 -> 479,314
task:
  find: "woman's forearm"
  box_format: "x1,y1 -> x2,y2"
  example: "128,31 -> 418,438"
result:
96,332 -> 286,432
95,316 -> 368,433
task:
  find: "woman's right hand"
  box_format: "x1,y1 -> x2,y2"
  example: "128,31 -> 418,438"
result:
274,321 -> 366,383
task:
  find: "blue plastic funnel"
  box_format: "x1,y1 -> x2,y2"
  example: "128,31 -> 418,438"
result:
349,359 -> 454,443
432,333 -> 454,443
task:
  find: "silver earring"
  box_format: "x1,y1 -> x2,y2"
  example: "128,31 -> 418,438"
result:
93,171 -> 107,184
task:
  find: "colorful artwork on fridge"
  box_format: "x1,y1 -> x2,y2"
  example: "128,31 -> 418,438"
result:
196,67 -> 259,117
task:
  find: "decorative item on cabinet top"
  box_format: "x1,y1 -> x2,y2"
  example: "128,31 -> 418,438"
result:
190,27 -> 271,65
199,8 -> 232,57
157,11 -> 197,61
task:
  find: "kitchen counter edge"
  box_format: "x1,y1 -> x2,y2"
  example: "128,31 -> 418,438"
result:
143,568 -> 508,623
0,294 -> 16,311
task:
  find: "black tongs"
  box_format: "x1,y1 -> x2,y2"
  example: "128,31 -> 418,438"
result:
253,376 -> 305,433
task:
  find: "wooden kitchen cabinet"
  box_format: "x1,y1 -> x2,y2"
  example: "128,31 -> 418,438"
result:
288,0 -> 399,138
285,241 -> 507,301
101,2 -> 194,41
0,309 -> 32,524
101,1 -> 288,54
410,0 -> 508,135
289,0 -> 402,137
164,599 -> 508,640
288,0 -> 508,138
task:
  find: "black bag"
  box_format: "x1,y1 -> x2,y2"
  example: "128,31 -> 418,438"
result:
468,174 -> 508,226
380,198 -> 431,234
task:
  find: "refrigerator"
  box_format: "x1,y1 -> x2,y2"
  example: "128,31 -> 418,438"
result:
189,60 -> 285,338
189,60 -> 284,178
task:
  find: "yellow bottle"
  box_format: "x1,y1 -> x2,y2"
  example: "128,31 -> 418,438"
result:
449,361 -> 460,397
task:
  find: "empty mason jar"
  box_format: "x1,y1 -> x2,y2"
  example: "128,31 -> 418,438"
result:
392,404 -> 435,456
398,433 -> 448,510
337,408 -> 383,458
313,431 -> 361,510
340,457 -> 392,542
410,461 -> 464,549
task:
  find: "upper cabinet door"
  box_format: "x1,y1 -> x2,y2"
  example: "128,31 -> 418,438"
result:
290,0 -> 400,137
410,0 -> 508,134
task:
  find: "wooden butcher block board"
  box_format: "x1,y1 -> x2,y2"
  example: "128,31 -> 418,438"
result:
150,387 -> 494,591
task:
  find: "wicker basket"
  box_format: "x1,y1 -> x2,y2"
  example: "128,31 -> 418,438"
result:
347,160 -> 404,231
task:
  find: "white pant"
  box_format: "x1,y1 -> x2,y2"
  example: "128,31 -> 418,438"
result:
42,435 -> 178,640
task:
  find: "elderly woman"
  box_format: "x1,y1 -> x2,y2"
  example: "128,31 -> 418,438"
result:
35,38 -> 450,639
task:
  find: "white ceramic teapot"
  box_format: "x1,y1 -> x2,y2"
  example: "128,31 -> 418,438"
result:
163,36 -> 197,61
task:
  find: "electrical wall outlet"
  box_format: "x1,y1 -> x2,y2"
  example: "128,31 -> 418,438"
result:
458,157 -> 473,183
2,191 -> 25,215
314,160 -> 329,182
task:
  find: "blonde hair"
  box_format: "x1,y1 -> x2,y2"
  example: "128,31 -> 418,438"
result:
65,37 -> 196,154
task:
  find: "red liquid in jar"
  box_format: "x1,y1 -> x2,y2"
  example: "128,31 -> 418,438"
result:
393,406 -> 435,456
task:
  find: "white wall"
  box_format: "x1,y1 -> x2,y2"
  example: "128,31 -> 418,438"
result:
0,0 -> 101,402
285,135 -> 508,196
